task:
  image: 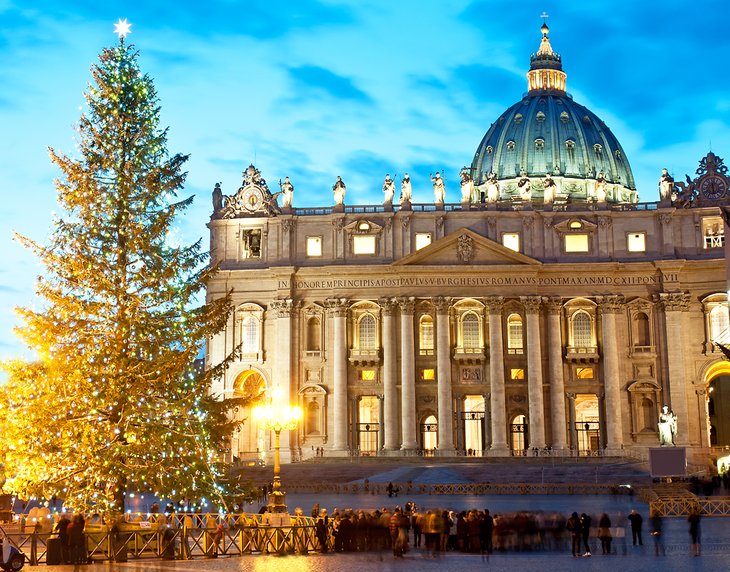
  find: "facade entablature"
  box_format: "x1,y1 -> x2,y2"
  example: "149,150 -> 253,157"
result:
208,205 -> 725,269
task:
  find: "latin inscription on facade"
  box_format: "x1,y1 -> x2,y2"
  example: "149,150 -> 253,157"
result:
278,273 -> 673,291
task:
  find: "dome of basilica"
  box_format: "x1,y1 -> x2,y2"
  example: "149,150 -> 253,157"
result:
470,23 -> 637,204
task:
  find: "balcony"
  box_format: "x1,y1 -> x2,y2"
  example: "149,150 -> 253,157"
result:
565,345 -> 600,363
453,346 -> 486,364
349,348 -> 381,366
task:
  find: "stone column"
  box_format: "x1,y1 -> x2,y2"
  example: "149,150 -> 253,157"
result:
380,299 -> 400,451
378,394 -> 385,451
485,296 -> 509,453
351,396 -> 360,451
326,298 -> 349,452
522,296 -> 546,449
567,393 -> 577,452
657,292 -> 691,445
271,299 -> 296,461
599,295 -> 625,452
434,296 -> 456,453
545,297 -> 567,450
399,297 -> 418,450
483,392 -> 492,450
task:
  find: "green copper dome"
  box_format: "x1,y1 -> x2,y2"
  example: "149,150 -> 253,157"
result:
471,23 -> 637,203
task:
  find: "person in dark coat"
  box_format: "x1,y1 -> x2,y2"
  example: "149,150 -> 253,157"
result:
628,509 -> 643,546
688,510 -> 701,556
480,509 -> 494,554
598,513 -> 612,555
650,510 -> 665,556
580,512 -> 592,556
566,512 -> 582,557
55,513 -> 71,564
316,509 -> 329,553
66,514 -> 86,564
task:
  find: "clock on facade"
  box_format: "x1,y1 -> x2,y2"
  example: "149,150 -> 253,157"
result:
700,175 -> 728,200
239,186 -> 264,212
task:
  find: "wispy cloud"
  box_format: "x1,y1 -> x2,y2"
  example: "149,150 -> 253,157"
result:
286,65 -> 372,103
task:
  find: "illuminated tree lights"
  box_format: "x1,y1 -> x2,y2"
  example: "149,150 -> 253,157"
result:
0,39 -> 246,512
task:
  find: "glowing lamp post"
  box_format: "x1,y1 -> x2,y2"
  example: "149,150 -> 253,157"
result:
253,391 -> 302,521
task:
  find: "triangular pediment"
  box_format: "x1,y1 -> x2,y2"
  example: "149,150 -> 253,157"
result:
393,228 -> 541,266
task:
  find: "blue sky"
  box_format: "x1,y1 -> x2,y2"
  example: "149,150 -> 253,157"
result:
1,0 -> 729,360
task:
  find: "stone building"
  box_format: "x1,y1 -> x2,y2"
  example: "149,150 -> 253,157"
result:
206,23 -> 730,468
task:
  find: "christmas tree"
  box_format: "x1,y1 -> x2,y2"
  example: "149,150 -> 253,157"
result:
0,25 -> 245,513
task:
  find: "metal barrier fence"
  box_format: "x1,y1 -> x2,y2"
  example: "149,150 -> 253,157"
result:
648,496 -> 730,517
285,481 -> 633,496
1,515 -> 323,565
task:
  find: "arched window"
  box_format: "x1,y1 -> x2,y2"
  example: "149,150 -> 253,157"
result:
634,312 -> 651,346
419,315 -> 434,353
306,317 -> 321,352
710,305 -> 730,341
242,316 -> 259,354
359,314 -> 377,350
571,311 -> 592,348
462,313 -> 481,349
507,314 -> 524,352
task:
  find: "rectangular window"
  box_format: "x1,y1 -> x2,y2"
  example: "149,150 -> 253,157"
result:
415,233 -> 432,251
576,367 -> 594,380
358,369 -> 377,381
627,232 -> 646,253
502,232 -> 520,252
353,235 -> 376,255
242,228 -> 262,259
702,216 -> 724,249
564,234 -> 589,253
421,368 -> 435,381
306,236 -> 322,257
510,368 -> 525,380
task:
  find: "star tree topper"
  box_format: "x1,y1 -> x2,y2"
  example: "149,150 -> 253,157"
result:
114,18 -> 132,39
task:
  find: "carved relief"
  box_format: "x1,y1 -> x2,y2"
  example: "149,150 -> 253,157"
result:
398,296 -> 416,314
432,296 -> 451,313
270,298 -> 296,318
521,295 -> 543,314
544,297 -> 563,315
325,298 -> 349,317
484,296 -> 505,314
655,292 -> 691,312
456,234 -> 475,263
598,295 -> 625,314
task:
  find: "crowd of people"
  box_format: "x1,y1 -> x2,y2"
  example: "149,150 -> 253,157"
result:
308,503 -> 703,558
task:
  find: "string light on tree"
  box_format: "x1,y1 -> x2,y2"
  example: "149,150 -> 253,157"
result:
0,20 -> 250,513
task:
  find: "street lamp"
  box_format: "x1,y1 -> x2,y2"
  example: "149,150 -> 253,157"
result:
253,389 -> 302,524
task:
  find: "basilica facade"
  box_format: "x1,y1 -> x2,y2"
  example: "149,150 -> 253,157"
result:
206,24 -> 730,469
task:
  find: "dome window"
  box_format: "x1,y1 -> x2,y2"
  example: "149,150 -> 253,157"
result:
506,141 -> 516,152
593,144 -> 603,159
514,114 -> 523,124
536,111 -> 546,122
615,149 -> 622,159
486,146 -> 493,154
582,115 -> 591,124
560,111 -> 569,123
565,140 -> 576,150
535,138 -> 545,151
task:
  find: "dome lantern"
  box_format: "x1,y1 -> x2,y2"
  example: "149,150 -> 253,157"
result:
527,22 -> 566,94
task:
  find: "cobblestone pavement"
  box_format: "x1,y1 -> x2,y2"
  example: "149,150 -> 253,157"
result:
26,548 -> 730,572
26,495 -> 730,572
